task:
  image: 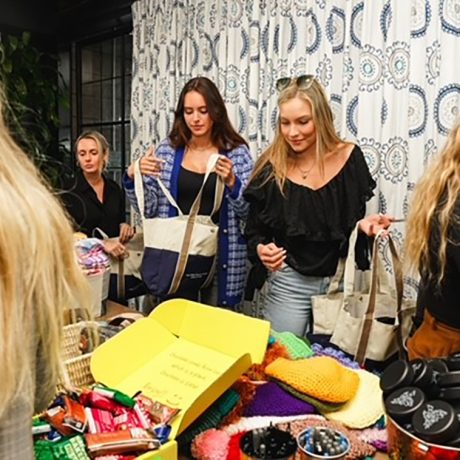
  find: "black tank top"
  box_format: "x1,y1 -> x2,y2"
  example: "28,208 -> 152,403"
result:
177,167 -> 220,223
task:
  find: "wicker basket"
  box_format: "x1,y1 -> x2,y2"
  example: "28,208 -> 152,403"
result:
58,321 -> 99,389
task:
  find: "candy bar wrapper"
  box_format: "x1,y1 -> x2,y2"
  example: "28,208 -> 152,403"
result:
63,395 -> 87,433
113,407 -> 143,431
80,391 -> 120,414
51,435 -> 90,460
135,394 -> 180,425
94,456 -> 137,460
85,407 -> 116,434
43,406 -> 74,436
85,428 -> 161,456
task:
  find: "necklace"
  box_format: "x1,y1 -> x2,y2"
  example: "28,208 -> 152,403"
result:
188,142 -> 214,153
296,162 -> 315,180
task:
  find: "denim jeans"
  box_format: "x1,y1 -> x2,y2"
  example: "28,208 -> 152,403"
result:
264,264 -> 330,336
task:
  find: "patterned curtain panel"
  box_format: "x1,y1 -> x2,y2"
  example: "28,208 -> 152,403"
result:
131,0 -> 460,298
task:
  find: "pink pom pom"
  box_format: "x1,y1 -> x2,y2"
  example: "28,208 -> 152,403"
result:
191,428 -> 231,460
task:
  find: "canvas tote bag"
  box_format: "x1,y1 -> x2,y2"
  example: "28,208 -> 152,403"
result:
329,231 -> 415,365
312,224 -> 369,335
134,153 -> 224,297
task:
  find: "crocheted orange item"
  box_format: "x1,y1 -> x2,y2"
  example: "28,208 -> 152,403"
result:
265,356 -> 359,403
245,341 -> 290,381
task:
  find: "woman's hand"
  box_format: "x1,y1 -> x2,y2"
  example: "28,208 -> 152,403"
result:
119,223 -> 135,244
127,146 -> 164,179
358,213 -> 394,237
257,242 -> 287,272
103,239 -> 128,260
215,155 -> 236,190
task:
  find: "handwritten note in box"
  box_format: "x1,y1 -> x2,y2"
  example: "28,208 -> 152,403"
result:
91,299 -> 271,459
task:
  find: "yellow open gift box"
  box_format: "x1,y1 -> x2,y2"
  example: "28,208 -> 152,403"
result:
91,299 -> 271,459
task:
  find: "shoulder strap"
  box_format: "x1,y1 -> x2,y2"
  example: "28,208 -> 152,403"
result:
167,154 -> 222,295
354,232 -> 405,364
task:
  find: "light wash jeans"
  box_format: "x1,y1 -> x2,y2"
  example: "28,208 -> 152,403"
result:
264,264 -> 330,336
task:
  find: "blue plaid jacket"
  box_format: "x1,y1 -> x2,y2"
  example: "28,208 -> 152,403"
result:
123,139 -> 254,307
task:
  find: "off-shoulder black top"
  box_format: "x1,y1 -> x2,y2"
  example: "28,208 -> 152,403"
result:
244,145 -> 376,281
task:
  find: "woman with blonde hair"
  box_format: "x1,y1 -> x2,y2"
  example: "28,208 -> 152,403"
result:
405,119 -> 460,359
0,96 -> 91,456
61,130 -> 145,304
244,75 -> 393,336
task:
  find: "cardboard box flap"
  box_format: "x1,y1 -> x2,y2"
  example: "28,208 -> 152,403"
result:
91,299 -> 270,439
149,299 -> 269,363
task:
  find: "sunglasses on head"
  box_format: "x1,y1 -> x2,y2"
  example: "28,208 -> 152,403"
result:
276,74 -> 315,92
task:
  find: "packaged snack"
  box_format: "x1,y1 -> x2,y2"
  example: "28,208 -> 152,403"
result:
80,390 -> 121,414
93,385 -> 136,408
85,428 -> 160,456
135,394 -> 180,424
43,406 -> 74,436
113,407 -> 143,431
63,395 -> 87,433
85,407 -> 116,434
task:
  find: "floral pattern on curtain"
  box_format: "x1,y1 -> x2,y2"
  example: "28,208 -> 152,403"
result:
131,0 -> 460,301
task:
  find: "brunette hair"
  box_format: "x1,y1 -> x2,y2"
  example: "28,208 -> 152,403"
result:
169,76 -> 247,151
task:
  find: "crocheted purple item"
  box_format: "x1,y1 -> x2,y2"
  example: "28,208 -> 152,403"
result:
311,343 -> 361,370
244,382 -> 315,417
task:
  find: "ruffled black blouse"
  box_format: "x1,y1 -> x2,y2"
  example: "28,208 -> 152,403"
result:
244,145 -> 376,279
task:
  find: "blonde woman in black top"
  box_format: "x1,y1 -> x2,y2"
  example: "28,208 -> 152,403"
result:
405,119 -> 460,359
62,131 -> 144,304
244,76 -> 393,336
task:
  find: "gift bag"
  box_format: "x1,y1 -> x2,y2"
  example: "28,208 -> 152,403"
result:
312,224 -> 368,335
329,232 -> 415,365
134,153 -> 224,297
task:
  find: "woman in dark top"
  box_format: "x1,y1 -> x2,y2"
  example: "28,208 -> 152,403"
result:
244,75 -> 392,336
123,77 -> 253,307
61,131 -> 143,304
405,119 -> 460,359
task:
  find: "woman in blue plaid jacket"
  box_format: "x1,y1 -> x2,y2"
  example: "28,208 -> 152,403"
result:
124,77 -> 253,308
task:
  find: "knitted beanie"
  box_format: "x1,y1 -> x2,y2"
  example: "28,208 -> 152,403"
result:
271,331 -> 313,359
323,369 -> 384,429
244,381 -> 315,417
265,357 -> 359,403
274,380 -> 345,413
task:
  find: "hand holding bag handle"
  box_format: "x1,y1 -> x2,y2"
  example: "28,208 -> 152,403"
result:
354,232 -> 406,364
93,227 -> 126,299
133,153 -> 225,295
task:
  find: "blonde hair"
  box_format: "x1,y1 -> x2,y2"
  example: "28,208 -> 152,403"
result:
405,119 -> 460,283
75,130 -> 110,170
0,92 -> 91,417
251,78 -> 342,192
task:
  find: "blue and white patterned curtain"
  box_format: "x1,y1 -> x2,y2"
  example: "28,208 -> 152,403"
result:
131,0 -> 460,297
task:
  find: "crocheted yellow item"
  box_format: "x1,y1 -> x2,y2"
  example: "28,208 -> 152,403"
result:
265,356 -> 359,403
323,369 -> 384,429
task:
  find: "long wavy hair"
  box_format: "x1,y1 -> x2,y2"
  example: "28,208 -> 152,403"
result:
405,119 -> 460,283
0,91 -> 91,417
75,130 -> 110,171
250,78 -> 342,192
169,76 -> 248,151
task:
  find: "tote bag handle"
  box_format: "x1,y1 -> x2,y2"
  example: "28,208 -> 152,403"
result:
324,223 -> 360,297
133,153 -> 225,296
133,153 -> 223,219
354,232 -> 406,364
